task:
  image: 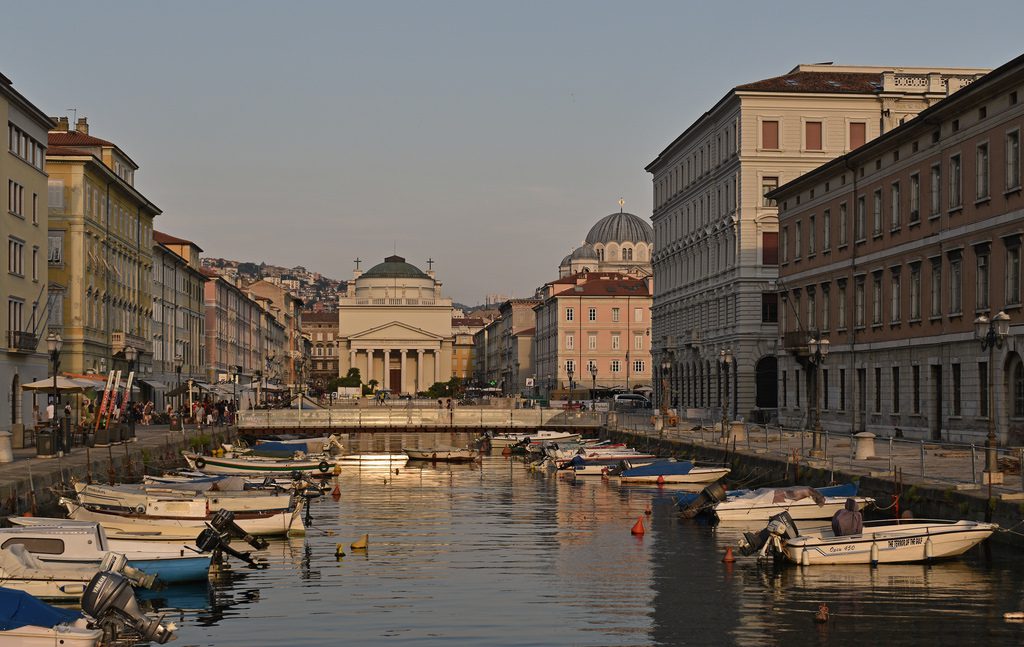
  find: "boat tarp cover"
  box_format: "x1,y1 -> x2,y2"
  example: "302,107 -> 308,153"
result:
0,586 -> 82,630
620,460 -> 692,477
730,486 -> 827,506
674,482 -> 858,508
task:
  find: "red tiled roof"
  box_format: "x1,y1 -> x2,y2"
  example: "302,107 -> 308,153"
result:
549,271 -> 638,284
200,267 -> 220,278
735,71 -> 881,94
552,277 -> 650,298
301,312 -> 338,323
452,317 -> 485,326
48,130 -> 116,148
517,327 -> 536,336
153,230 -> 202,252
46,145 -> 96,157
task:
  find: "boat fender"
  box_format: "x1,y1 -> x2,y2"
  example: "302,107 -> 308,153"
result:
196,457 -> 206,469
135,504 -> 146,514
318,460 -> 330,473
870,542 -> 879,567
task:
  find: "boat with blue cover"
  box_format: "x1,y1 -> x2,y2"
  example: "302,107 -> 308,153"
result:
612,459 -> 730,484
0,587 -> 102,646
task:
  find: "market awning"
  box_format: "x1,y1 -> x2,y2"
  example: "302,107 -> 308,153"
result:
136,379 -> 168,390
20,376 -> 88,392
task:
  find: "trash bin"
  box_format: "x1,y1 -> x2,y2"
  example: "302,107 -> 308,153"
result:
52,425 -> 64,456
0,431 -> 13,463
36,428 -> 55,457
94,425 -> 110,447
62,417 -> 73,452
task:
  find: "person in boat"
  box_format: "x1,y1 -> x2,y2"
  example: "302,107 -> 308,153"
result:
831,497 -> 863,536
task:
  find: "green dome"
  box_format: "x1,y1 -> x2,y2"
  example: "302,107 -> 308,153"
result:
362,255 -> 429,279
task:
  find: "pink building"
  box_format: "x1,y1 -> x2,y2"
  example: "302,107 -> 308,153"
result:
534,272 -> 652,399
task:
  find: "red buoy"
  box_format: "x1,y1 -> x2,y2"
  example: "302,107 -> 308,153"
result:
631,517 -> 645,536
331,484 -> 341,499
722,546 -> 736,563
656,475 -> 665,486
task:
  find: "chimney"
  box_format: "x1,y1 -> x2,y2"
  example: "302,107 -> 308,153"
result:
53,116 -> 69,132
75,117 -> 89,135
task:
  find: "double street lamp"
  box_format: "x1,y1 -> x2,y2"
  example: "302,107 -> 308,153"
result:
719,349 -> 733,436
46,332 -> 63,429
589,363 -> 598,398
566,365 -> 575,408
660,351 -> 674,415
975,311 -> 1011,478
807,333 -> 830,457
174,353 -> 183,414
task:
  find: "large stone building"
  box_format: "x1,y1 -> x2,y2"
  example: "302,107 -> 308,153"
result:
247,280 -> 305,391
647,63 -> 990,423
304,311 -> 339,388
151,231 -> 207,407
336,255 -> 454,394
47,117 -> 160,379
451,315 -> 485,381
2,72 -> 51,434
472,299 -> 538,395
774,54 -> 1024,446
534,273 -> 652,399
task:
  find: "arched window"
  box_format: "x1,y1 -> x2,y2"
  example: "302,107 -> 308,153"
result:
1015,362 -> 1024,417
623,247 -> 633,261
596,246 -> 605,261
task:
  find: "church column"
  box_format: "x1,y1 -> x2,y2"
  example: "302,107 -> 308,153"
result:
399,349 -> 407,395
365,348 -> 373,384
417,349 -> 424,392
349,349 -> 356,377
382,348 -> 391,391
433,347 -> 440,384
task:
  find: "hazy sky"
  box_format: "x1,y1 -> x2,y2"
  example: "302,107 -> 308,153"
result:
2,1 -> 1020,303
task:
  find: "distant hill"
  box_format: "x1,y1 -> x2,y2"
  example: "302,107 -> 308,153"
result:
201,257 -> 346,311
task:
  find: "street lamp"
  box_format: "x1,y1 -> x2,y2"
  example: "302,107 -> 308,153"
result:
124,346 -> 138,438
807,333 -> 830,457
975,311 -> 1010,479
174,353 -> 183,415
589,362 -> 598,398
567,365 -> 575,408
46,332 -> 63,431
719,349 -> 733,436
660,351 -> 674,415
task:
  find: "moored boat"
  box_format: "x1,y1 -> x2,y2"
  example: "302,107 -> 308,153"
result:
713,487 -> 874,522
488,430 -> 581,448
74,481 -> 295,514
613,460 -> 730,484
0,587 -> 103,646
0,545 -> 154,601
404,447 -> 479,462
182,451 -> 336,475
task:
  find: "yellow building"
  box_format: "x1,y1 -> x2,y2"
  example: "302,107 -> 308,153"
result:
46,117 -> 160,376
2,72 -> 51,437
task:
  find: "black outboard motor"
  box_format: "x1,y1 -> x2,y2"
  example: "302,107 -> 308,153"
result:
679,481 -> 729,518
209,508 -> 269,550
739,511 -> 800,557
81,571 -> 176,644
196,527 -> 267,569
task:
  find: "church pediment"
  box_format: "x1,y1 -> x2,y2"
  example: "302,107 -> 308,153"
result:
347,321 -> 446,342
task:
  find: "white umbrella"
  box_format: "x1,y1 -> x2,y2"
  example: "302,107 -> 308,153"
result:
21,376 -> 87,393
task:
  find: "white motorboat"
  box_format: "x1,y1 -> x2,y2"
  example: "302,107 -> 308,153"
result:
713,486 -> 874,522
182,451 -> 337,475
612,460 -> 730,485
488,430 -> 581,448
0,522 -> 210,584
59,496 -> 305,540
404,447 -> 479,462
336,453 -> 408,464
74,481 -> 295,514
0,545 -> 154,601
740,512 -> 997,565
0,587 -> 103,646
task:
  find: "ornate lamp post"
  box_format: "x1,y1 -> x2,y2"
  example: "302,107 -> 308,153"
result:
46,332 -> 63,430
124,345 -> 138,438
975,311 -> 1010,480
566,365 -> 575,408
807,333 -> 830,457
589,362 -> 598,399
660,351 -> 674,415
719,349 -> 733,436
173,353 -> 183,414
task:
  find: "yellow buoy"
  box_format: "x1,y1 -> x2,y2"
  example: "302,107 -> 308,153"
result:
351,534 -> 369,550
335,543 -> 346,558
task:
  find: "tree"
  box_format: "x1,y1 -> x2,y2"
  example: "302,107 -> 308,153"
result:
338,368 -> 361,388
423,376 -> 464,399
363,379 -> 379,396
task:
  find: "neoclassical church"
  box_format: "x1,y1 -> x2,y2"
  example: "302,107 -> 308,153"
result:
558,210 -> 654,278
336,256 -> 454,394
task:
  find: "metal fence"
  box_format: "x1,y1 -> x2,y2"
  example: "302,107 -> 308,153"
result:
237,407 -> 606,430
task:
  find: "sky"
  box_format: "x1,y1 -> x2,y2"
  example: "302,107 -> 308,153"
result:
2,1 -> 1021,304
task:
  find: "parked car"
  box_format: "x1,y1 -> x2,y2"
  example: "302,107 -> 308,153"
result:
612,394 -> 651,410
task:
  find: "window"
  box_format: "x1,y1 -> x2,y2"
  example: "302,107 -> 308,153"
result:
977,251 -> 990,310
761,293 -> 778,323
949,154 -> 962,209
565,307 -> 574,321
839,203 -> 848,246
805,121 -> 822,151
891,182 -> 901,229
912,365 -> 921,413
856,196 -> 866,241
7,298 -> 23,337
838,282 -> 847,329
794,222 -> 802,259
762,176 -> 778,207
31,193 -> 37,225
930,259 -> 942,317
565,360 -> 575,375
565,334 -> 574,350
781,227 -> 789,262
854,277 -> 865,328
892,366 -> 901,413
1016,363 -> 1024,417
611,307 -> 620,322
822,209 -> 831,250
823,369 -> 830,409
839,368 -> 846,411
795,369 -> 800,407
7,180 -> 24,216
980,361 -> 989,417
872,190 -> 882,235
611,334 -> 620,350
8,238 -> 24,276
890,269 -> 901,323
874,367 -> 882,413
1007,130 -> 1021,191
1007,243 -> 1022,305
974,143 -> 991,201
587,307 -> 596,322
909,174 -> 920,223
31,247 -> 37,281
586,359 -> 597,373
634,334 -> 643,350
910,263 -> 921,320
872,274 -> 882,325
782,371 -> 788,407
930,164 -> 941,216
634,308 -> 642,322
762,232 -> 779,265
633,359 -> 646,373
849,122 -> 866,149
807,215 -> 815,255
762,121 -> 779,150
611,359 -> 621,373
949,254 -> 962,315
622,247 -> 633,261
588,334 -> 597,350
952,363 -> 962,416
807,289 -> 816,329
47,180 -> 64,210
822,287 -> 831,330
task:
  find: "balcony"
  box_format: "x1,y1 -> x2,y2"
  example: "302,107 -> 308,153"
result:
782,330 -> 809,356
6,331 -> 38,353
111,330 -> 147,355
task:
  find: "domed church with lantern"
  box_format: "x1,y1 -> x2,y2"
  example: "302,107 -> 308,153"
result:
558,206 -> 654,278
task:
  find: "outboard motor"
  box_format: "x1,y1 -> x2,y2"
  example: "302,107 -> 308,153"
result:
209,508 -> 269,550
99,552 -> 158,590
739,511 -> 800,558
81,571 -> 176,644
679,482 -> 729,518
196,527 -> 267,569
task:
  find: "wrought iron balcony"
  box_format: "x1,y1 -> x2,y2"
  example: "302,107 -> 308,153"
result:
782,330 -> 809,355
7,330 -> 38,353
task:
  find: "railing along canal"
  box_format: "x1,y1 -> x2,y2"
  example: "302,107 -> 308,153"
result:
238,407 -> 607,430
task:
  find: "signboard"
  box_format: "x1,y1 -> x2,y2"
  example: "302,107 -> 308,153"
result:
525,378 -> 535,387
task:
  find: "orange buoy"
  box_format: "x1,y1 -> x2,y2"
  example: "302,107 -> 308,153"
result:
22,511 -> 33,518
815,603 -> 829,623
722,546 -> 736,563
631,517 -> 645,536
331,484 -> 341,499
501,446 -> 512,457
656,475 -> 665,486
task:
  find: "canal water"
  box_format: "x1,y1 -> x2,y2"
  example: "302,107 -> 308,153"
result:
141,433 -> 1024,646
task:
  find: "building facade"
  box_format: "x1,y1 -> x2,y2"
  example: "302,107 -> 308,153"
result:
495,299 -> 538,396
2,72 -> 51,434
774,55 -> 1024,445
451,316 -> 484,381
647,63 -> 990,423
304,311 -> 339,388
247,280 -> 305,390
534,273 -> 652,399
47,117 -> 160,380
336,255 -> 454,394
151,231 -> 206,407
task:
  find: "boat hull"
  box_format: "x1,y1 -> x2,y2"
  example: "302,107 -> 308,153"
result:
183,451 -> 335,475
714,497 -> 873,522
618,467 -> 730,484
489,431 -> 581,448
0,623 -> 102,646
783,520 -> 997,565
404,448 -> 478,462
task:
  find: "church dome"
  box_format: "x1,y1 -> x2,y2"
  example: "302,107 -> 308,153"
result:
569,243 -> 599,261
585,212 -> 653,245
361,255 -> 429,279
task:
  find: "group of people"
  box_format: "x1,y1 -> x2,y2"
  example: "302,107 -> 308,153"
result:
164,399 -> 238,426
